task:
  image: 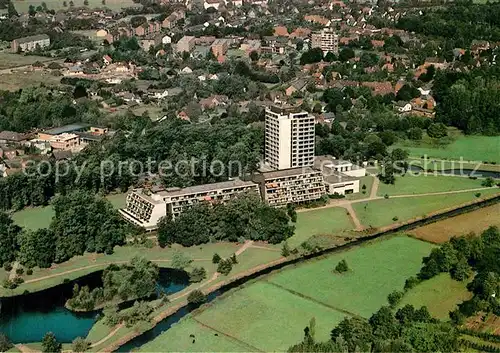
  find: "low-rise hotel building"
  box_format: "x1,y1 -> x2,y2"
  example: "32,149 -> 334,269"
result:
252,167 -> 326,207
120,179 -> 259,230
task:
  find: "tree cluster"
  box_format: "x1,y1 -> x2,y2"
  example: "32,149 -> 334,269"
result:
157,193 -> 294,247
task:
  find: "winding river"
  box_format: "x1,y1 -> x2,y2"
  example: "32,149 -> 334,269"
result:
0,269 -> 189,343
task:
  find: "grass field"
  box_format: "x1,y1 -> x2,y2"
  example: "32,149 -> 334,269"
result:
353,189 -> 500,229
398,273 -> 471,320
289,207 -> 354,248
409,203 -> 500,243
393,134 -> 500,163
0,52 -> 55,70
12,0 -> 138,13
0,70 -> 63,90
140,236 -> 434,352
377,174 -> 484,196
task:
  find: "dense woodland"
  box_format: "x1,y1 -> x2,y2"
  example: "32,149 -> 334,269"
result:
157,193 -> 295,247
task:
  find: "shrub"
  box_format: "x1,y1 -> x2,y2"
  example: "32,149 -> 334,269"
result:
230,254 -> 238,264
384,194 -> 389,199
0,333 -> 13,352
2,279 -> 17,289
404,276 -> 420,291
3,263 -> 12,272
212,253 -> 221,264
481,177 -> 494,187
71,337 -> 90,352
392,216 -> 399,222
187,290 -> 206,305
387,290 -> 404,307
189,267 -> 207,283
335,259 -> 349,273
13,277 -> 24,285
26,268 -> 33,275
16,268 -> 24,275
217,259 -> 233,276
475,193 -> 481,198
281,242 -> 291,257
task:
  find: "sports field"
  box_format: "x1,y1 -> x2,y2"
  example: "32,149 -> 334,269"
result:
140,236 -> 434,352
377,174 -> 484,196
353,189 -> 500,229
289,207 -> 354,247
398,273 -> 471,320
409,203 -> 500,243
393,134 -> 500,163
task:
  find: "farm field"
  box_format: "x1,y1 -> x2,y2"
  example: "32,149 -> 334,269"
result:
139,236 -> 434,352
393,134 -> 500,163
12,0 -> 138,12
398,273 -> 471,320
409,203 -> 500,243
377,174 -> 484,196
290,207 -> 354,247
0,52 -> 54,70
353,189 -> 500,229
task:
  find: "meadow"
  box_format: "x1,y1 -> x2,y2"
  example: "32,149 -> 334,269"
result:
353,189 -> 500,229
409,203 -> 500,243
138,236 -> 434,352
398,273 -> 471,320
289,207 -> 354,247
377,174 -> 485,196
393,134 -> 500,163
0,52 -> 55,70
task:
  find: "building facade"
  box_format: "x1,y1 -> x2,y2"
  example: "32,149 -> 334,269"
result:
175,35 -> 196,54
11,34 -> 50,53
253,167 -> 326,207
120,179 -> 259,230
211,38 -> 230,57
311,27 -> 339,54
265,105 -> 315,170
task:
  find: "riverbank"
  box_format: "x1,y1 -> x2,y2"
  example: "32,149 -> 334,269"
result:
95,193 -> 500,352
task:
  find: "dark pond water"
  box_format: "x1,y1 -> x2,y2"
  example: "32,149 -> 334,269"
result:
0,268 -> 189,343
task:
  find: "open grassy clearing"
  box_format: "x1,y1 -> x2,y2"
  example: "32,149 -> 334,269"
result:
409,203 -> 500,243
353,189 -> 500,229
393,134 -> 500,163
345,175 -> 374,200
289,207 -> 354,248
408,158 -> 500,173
0,52 -> 54,70
138,317 -> 250,352
11,193 -> 126,231
266,235 -> 434,318
377,174 -> 484,196
0,71 -> 63,90
12,0 -> 137,13
398,273 -> 471,320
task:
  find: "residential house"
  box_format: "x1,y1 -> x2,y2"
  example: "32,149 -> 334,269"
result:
103,54 -> 112,65
199,95 -> 229,110
211,38 -> 230,56
11,34 -> 50,53
0,131 -> 28,145
361,81 -> 393,96
285,79 -> 308,96
175,35 -> 196,53
273,26 -> 289,37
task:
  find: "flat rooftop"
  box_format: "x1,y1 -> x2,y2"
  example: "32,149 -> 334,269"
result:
258,167 -> 320,179
157,178 -> 257,197
43,124 -> 90,135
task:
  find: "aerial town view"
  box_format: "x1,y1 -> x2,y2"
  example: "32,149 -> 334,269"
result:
0,0 -> 499,351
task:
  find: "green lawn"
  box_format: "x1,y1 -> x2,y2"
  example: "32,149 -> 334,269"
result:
398,273 -> 471,320
289,207 -> 354,248
377,174 -> 484,196
11,206 -> 55,231
353,189 -> 500,229
0,52 -> 54,70
266,236 -> 434,318
393,134 -> 500,163
345,175 -> 374,200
